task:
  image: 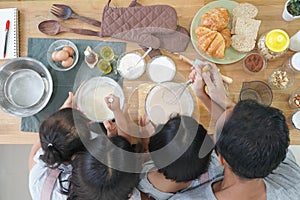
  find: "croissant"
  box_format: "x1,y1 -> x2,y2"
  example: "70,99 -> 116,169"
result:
195,26 -> 210,37
220,28 -> 231,49
206,32 -> 225,58
201,7 -> 230,31
197,29 -> 217,51
196,26 -> 225,59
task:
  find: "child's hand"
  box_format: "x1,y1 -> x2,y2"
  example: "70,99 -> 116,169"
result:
138,114 -> 155,152
60,92 -> 75,109
103,120 -> 117,137
104,94 -> 121,112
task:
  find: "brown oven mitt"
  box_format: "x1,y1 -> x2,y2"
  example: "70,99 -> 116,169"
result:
101,0 -> 190,53
101,0 -> 177,49
128,0 -> 190,54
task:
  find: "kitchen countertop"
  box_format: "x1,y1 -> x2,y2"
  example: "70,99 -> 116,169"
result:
0,0 -> 300,144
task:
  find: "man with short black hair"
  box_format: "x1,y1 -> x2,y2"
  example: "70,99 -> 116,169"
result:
170,62 -> 300,200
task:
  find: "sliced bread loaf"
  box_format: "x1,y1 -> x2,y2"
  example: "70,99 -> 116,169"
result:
231,3 -> 260,52
231,35 -> 256,52
234,17 -> 261,39
231,2 -> 258,34
232,3 -> 258,18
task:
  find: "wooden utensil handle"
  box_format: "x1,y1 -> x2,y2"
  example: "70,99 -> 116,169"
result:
68,28 -> 101,36
178,54 -> 233,84
178,54 -> 194,65
221,75 -> 233,84
71,13 -> 102,27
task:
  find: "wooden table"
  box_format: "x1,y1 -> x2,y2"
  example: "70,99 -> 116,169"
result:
0,0 -> 300,144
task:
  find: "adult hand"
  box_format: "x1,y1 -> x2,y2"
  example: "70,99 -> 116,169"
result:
201,62 -> 232,109
189,65 -> 206,98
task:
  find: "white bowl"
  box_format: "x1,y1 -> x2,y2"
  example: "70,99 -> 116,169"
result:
76,77 -> 125,122
47,39 -> 79,71
145,82 -> 194,124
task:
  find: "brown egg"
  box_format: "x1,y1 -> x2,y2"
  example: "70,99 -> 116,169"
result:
62,57 -> 74,68
55,50 -> 69,62
63,46 -> 75,56
51,51 -> 60,62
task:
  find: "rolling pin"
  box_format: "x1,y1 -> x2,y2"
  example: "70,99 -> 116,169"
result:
178,55 -> 233,84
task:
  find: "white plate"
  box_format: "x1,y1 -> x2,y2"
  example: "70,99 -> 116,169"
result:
76,77 -> 125,122
147,56 -> 176,83
145,82 -> 194,124
4,69 -> 44,108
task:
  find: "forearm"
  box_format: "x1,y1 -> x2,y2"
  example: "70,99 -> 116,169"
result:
198,92 -> 226,120
113,109 -> 137,143
28,138 -> 41,172
217,96 -> 235,110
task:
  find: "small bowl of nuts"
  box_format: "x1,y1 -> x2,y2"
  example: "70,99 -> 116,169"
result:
269,66 -> 294,90
289,88 -> 300,109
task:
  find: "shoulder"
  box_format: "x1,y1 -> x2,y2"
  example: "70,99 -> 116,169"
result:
264,149 -> 300,199
170,177 -> 220,200
138,160 -> 174,200
29,155 -> 72,200
29,160 -> 49,200
129,188 -> 142,200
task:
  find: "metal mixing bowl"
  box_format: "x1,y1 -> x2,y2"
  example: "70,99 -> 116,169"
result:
0,57 -> 53,117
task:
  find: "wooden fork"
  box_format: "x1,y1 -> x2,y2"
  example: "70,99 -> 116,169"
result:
50,4 -> 102,27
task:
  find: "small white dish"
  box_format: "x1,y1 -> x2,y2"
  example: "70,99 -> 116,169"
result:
4,69 -> 44,108
147,56 -> 176,83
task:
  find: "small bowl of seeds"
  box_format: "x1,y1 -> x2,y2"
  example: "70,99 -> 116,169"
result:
269,66 -> 294,90
289,88 -> 300,109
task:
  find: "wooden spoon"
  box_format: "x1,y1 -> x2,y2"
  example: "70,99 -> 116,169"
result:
38,20 -> 101,37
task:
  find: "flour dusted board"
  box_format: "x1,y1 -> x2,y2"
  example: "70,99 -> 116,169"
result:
0,8 -> 19,59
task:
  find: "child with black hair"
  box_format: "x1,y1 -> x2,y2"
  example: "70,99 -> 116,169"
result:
138,115 -> 221,200
28,92 -> 114,200
67,94 -> 143,200
68,135 -> 141,200
28,106 -> 89,200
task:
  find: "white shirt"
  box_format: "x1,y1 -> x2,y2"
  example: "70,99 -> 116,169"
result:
29,148 -> 72,200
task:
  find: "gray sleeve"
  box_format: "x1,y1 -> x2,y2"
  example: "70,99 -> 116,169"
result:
210,150 -> 219,167
265,149 -> 300,199
206,151 -> 224,181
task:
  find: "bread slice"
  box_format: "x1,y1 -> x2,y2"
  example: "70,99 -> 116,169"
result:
234,17 -> 261,39
231,35 -> 256,52
231,3 -> 258,34
232,3 -> 258,19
